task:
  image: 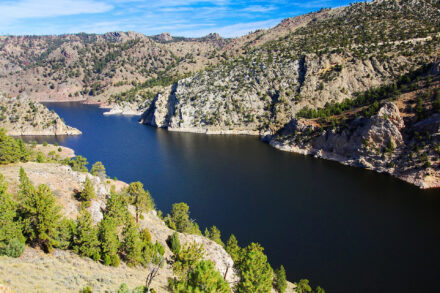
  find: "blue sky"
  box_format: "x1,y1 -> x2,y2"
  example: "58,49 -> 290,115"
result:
0,0 -> 354,37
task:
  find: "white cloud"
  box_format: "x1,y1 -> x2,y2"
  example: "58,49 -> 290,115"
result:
0,0 -> 112,22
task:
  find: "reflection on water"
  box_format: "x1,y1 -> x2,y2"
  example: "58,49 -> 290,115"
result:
24,102 -> 440,293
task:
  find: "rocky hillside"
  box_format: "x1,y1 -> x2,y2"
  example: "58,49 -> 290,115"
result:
142,0 -> 440,134
0,95 -> 81,136
270,62 -> 440,188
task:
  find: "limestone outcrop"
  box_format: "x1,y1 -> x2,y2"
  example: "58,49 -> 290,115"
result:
0,96 -> 81,136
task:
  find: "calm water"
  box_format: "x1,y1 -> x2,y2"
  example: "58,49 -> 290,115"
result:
31,102 -> 440,293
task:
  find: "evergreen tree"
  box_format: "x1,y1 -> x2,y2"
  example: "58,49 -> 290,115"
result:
78,177 -> 96,206
295,279 -> 312,293
98,216 -> 120,266
236,243 -> 273,293
274,265 -> 287,293
55,218 -> 76,250
121,217 -> 142,267
172,242 -> 205,280
126,182 -> 154,223
166,202 -> 201,235
204,226 -> 224,247
74,209 -> 100,261
225,234 -> 241,263
167,232 -> 181,255
90,161 -> 106,178
19,184 -> 61,253
170,260 -> 230,293
0,174 -> 25,257
69,156 -> 89,172
0,128 -> 28,164
104,186 -> 129,224
18,167 -> 34,201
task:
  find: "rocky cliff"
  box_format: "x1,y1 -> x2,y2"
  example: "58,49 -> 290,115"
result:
269,66 -> 440,189
142,0 -> 440,136
0,96 -> 81,136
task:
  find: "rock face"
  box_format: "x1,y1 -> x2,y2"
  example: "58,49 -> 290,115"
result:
270,102 -> 440,189
0,96 -> 81,136
141,0 -> 439,135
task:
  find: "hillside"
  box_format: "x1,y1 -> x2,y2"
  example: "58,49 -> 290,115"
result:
0,95 -> 81,136
142,0 -> 440,135
270,62 -> 440,188
0,139 -> 301,293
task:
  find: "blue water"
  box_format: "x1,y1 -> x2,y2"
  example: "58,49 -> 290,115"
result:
30,102 -> 440,293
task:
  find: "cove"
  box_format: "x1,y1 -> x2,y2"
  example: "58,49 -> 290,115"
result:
27,102 -> 440,293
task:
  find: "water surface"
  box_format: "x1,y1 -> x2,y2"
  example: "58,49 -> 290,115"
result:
30,102 -> 440,293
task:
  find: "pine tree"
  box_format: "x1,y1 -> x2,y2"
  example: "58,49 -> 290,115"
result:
166,202 -> 201,235
55,218 -> 76,250
295,279 -> 312,293
170,260 -> 230,293
225,234 -> 241,263
274,265 -> 287,293
74,209 -> 100,261
90,161 -> 106,178
126,182 -> 154,223
172,242 -> 205,280
18,167 -> 34,201
204,226 -> 224,247
98,216 -> 120,266
0,128 -> 26,164
19,184 -> 61,253
78,177 -> 96,206
236,243 -> 273,293
121,217 -> 142,267
167,232 -> 181,255
105,186 -> 129,224
0,174 -> 25,257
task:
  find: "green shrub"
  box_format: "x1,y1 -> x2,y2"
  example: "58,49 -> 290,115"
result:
118,283 -> 130,293
4,237 -> 25,258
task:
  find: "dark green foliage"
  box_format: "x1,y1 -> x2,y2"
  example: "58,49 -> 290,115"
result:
3,237 -> 25,258
165,202 -> 201,235
0,174 -> 25,257
55,218 -> 76,250
0,128 -> 30,164
225,234 -> 241,263
172,242 -> 204,280
104,187 -> 129,224
77,177 -> 96,206
126,181 -> 154,223
167,232 -> 181,255
90,161 -> 106,178
18,174 -> 61,253
121,217 -> 143,267
98,216 -> 120,266
274,265 -> 287,293
295,279 -> 312,293
204,225 -> 224,247
170,260 -> 230,293
74,209 -> 101,261
68,155 -> 89,172
236,243 -> 273,293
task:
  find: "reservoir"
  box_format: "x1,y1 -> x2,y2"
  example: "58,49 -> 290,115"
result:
32,102 -> 440,293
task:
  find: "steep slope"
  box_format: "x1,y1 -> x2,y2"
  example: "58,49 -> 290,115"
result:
142,0 -> 440,135
0,96 -> 81,136
270,62 -> 440,188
